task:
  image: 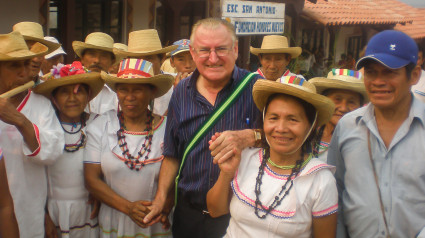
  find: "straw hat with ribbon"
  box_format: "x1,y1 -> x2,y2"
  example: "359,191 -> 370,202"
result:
309,68 -> 368,101
72,32 -> 116,59
34,61 -> 104,101
0,31 -> 48,61
253,76 -> 335,127
13,22 -> 61,54
250,35 -> 302,58
101,58 -> 173,98
114,29 -> 177,58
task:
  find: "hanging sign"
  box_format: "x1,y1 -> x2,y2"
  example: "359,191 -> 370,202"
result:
222,1 -> 285,35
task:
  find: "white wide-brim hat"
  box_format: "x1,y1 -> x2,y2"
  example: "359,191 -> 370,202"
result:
253,76 -> 335,127
114,29 -> 177,57
309,68 -> 368,101
13,22 -> 61,54
101,58 -> 173,98
250,35 -> 302,58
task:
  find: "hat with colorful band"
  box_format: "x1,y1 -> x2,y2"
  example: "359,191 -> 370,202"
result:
309,68 -> 368,101
253,76 -> 335,127
101,58 -> 173,98
34,61 -> 104,101
170,39 -> 190,57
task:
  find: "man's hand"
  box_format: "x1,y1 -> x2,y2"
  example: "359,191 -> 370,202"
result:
174,72 -> 192,87
143,199 -> 165,226
0,98 -> 25,126
209,130 -> 254,165
127,201 -> 152,228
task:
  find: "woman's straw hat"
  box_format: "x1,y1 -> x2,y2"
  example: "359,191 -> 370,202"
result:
114,29 -> 177,57
72,32 -> 116,59
250,35 -> 301,58
34,61 -> 104,101
13,22 -> 61,54
253,76 -> 335,127
309,68 -> 368,101
0,31 -> 48,61
101,58 -> 173,98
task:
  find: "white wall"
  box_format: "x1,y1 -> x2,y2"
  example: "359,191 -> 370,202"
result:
0,0 -> 38,34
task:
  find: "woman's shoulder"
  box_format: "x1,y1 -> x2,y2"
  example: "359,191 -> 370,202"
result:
299,157 -> 335,177
86,110 -> 118,134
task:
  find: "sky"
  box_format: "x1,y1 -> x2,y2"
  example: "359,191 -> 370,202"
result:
398,0 -> 425,7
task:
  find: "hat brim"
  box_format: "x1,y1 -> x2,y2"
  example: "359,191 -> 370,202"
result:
252,79 -> 335,127
0,43 -> 49,61
309,77 -> 368,102
33,72 -> 104,101
114,45 -> 178,58
356,54 -> 411,70
101,71 -> 173,98
23,35 -> 61,55
72,41 -> 115,59
171,48 -> 190,57
250,46 -> 302,58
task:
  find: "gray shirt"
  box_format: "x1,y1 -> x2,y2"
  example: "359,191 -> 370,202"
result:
328,96 -> 425,238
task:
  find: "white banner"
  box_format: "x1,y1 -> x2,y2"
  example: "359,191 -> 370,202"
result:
222,1 -> 285,35
222,1 -> 285,19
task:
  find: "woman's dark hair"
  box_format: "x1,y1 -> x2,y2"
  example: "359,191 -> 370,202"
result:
261,93 -> 318,154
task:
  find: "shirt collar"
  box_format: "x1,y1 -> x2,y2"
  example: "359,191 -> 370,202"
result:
356,94 -> 425,127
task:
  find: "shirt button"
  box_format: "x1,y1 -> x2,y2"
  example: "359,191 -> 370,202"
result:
385,182 -> 389,186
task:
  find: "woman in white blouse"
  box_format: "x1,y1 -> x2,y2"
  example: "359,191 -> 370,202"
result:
207,76 -> 338,237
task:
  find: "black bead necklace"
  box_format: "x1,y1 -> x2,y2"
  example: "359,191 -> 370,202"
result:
117,110 -> 154,171
254,149 -> 303,219
62,113 -> 87,153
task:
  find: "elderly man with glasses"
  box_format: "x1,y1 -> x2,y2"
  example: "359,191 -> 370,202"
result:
143,18 -> 264,238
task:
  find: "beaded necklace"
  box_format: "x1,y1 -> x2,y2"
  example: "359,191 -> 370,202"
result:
254,148 -> 303,219
117,110 -> 154,171
62,113 -> 87,153
267,153 -> 312,170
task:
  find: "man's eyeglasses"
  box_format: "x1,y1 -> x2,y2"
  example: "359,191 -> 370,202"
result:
194,47 -> 231,58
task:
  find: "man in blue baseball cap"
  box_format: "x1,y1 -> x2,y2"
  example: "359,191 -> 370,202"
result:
328,30 -> 425,238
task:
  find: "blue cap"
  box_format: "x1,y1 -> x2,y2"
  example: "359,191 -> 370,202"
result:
356,30 -> 418,70
170,39 -> 190,57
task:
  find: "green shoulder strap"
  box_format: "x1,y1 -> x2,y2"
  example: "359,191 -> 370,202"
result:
174,72 -> 256,204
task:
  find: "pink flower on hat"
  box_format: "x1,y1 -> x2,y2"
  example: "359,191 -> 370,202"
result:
59,61 -> 89,77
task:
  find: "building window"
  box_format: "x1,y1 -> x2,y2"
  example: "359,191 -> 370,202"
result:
49,0 -> 123,42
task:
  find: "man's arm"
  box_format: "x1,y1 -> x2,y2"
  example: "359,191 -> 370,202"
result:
143,156 -> 179,224
209,129 -> 258,164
